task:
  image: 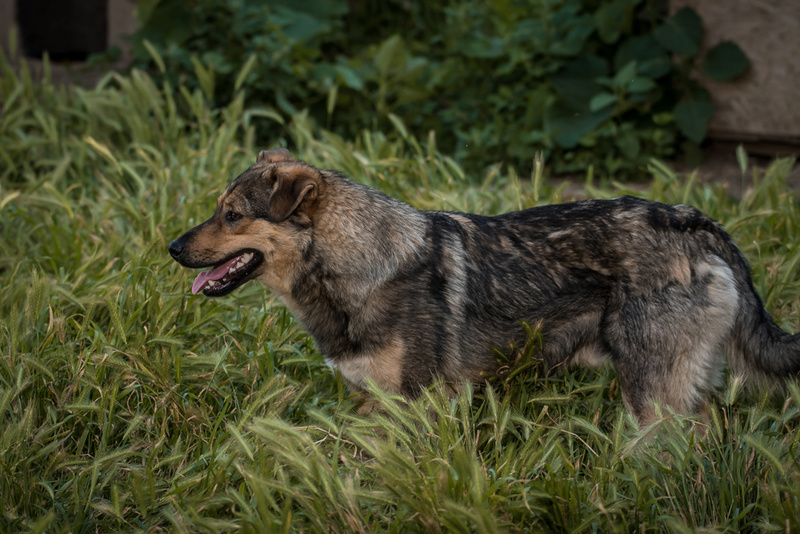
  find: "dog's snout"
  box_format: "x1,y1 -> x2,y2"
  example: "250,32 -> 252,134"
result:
168,239 -> 184,259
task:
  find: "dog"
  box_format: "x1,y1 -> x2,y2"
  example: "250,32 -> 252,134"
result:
168,148 -> 800,425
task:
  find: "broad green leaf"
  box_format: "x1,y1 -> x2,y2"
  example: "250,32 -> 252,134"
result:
334,62 -> 364,91
269,0 -> 348,19
395,86 -> 431,107
549,55 -> 609,110
614,35 -> 671,79
137,2 -> 194,45
674,99 -> 713,142
462,36 -> 505,59
703,41 -> 750,81
272,7 -> 332,42
589,92 -> 617,112
513,18 -> 545,44
627,77 -> 657,93
653,7 -> 703,56
549,14 -> 595,56
594,0 -> 639,44
374,35 -> 406,78
134,0 -> 161,25
545,102 -> 615,148
612,60 -> 638,88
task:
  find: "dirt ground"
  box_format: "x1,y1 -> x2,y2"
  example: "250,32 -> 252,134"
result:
673,140 -> 800,197
543,140 -> 800,202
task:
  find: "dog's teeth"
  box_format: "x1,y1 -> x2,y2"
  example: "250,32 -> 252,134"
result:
228,253 -> 252,275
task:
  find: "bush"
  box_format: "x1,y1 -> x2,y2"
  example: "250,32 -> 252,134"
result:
130,0 -> 750,177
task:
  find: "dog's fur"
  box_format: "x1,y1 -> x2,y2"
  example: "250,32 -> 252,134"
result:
169,149 -> 800,424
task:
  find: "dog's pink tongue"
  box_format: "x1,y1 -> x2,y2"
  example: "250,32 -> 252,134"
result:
191,256 -> 240,295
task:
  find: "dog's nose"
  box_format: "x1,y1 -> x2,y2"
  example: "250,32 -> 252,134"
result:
168,239 -> 184,259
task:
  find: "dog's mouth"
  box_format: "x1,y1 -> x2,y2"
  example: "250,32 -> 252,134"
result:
191,250 -> 264,297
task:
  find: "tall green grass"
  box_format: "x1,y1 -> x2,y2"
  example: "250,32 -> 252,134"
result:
1,50 -> 799,533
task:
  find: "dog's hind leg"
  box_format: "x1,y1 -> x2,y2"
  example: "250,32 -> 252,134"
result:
604,256 -> 739,426
535,310 -> 608,374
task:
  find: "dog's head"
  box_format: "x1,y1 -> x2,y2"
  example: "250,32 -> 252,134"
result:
168,148 -> 322,297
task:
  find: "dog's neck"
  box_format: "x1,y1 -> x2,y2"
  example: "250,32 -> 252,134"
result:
312,173 -> 427,293
275,174 -> 427,354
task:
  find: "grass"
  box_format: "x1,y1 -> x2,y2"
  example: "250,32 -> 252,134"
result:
2,50 -> 800,533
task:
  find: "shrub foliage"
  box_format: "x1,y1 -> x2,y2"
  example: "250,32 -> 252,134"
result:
130,0 -> 749,177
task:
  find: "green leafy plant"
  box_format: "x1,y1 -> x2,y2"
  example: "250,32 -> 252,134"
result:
652,7 -> 751,143
130,0 -> 351,110
411,1 -> 750,175
128,0 -> 749,178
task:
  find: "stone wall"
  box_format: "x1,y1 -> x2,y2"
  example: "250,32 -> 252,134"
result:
672,0 -> 800,145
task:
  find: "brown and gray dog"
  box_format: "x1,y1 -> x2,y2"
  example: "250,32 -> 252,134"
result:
169,148 -> 800,424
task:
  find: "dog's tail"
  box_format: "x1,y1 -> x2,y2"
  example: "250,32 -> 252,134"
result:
726,250 -> 800,384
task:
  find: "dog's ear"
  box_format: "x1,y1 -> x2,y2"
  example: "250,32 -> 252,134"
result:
268,168 -> 320,223
257,148 -> 293,164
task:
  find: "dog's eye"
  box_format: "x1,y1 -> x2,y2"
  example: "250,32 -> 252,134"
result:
226,211 -> 242,222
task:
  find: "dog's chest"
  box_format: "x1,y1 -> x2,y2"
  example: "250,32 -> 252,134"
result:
324,344 -> 405,394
